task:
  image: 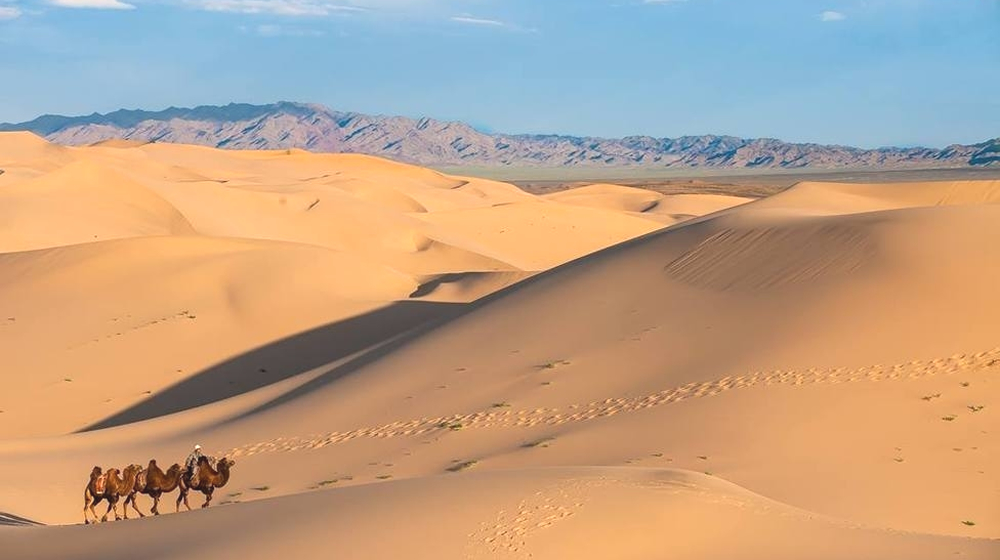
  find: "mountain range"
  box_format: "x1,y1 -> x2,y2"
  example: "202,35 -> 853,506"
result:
2,102 -> 997,169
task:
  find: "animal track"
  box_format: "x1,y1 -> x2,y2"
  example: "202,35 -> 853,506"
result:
466,481 -> 590,558
223,347 -> 1000,459
68,311 -> 198,350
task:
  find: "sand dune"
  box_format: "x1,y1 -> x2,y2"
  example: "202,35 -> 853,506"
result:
0,132 -> 997,559
4,468 -> 995,560
0,160 -> 195,252
547,183 -> 752,225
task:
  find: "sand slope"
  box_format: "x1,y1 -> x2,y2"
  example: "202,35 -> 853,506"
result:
547,183 -> 752,225
0,133 -> 997,559
4,469 -> 995,560
2,133 -> 725,438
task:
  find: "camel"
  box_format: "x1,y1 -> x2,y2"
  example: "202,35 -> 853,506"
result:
124,460 -> 184,517
177,456 -> 235,511
83,464 -> 142,524
82,466 -> 105,525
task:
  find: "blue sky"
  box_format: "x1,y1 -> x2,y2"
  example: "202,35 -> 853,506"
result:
0,0 -> 997,147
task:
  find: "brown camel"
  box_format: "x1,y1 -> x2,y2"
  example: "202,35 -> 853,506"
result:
177,456 -> 235,511
83,464 -> 142,524
124,460 -> 184,517
82,466 -> 104,525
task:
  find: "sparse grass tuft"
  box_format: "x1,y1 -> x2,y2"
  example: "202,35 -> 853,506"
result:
63,378 -> 72,382
961,520 -> 976,527
228,492 -> 243,498
251,486 -> 269,492
316,480 -> 338,487
968,405 -> 985,413
697,455 -> 709,460
960,382 -> 970,388
376,475 -> 392,480
522,437 -> 555,449
536,360 -> 571,370
491,402 -> 511,408
447,460 -> 478,473
941,415 -> 957,422
921,393 -> 941,401
893,457 -> 905,463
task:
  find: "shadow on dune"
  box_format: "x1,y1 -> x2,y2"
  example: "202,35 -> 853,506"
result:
230,221 -> 712,420
0,512 -> 43,527
83,210 -> 731,432
79,301 -> 464,432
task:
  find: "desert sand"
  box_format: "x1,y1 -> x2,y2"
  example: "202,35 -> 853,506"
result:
0,132 -> 997,559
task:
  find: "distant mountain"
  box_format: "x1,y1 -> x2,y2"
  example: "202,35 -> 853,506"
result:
2,102 -> 996,169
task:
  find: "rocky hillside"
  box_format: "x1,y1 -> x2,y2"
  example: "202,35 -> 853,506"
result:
1,102 -> 996,169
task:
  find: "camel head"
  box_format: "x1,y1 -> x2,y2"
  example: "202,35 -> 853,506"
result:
90,466 -> 102,478
148,459 -> 157,468
220,458 -> 235,469
167,463 -> 182,475
124,464 -> 142,475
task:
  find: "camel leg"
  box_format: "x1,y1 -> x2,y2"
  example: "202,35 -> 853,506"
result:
201,488 -> 214,509
176,487 -> 192,512
151,491 -> 161,515
83,491 -> 94,525
100,500 -> 113,523
126,493 -> 145,518
87,495 -> 103,524
112,498 -> 122,521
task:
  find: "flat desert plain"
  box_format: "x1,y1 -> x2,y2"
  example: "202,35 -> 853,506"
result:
0,131 -> 998,559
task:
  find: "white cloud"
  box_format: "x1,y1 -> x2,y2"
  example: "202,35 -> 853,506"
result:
49,0 -> 136,8
448,14 -> 537,33
820,10 -> 846,22
248,23 -> 324,36
192,0 -> 365,16
0,5 -> 21,19
450,15 -> 503,27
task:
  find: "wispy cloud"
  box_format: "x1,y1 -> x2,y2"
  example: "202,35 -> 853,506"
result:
241,23 -> 325,36
49,0 -> 136,8
450,15 -> 503,27
191,0 -> 366,16
0,5 -> 21,19
449,13 -> 536,33
820,10 -> 846,22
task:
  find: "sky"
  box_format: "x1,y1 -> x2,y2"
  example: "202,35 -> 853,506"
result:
0,0 -> 997,148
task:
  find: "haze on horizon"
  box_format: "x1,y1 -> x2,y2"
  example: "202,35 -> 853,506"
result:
0,1 -> 998,148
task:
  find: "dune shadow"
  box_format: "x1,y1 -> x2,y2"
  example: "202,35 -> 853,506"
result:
232,214 -> 756,420
83,217 -> 716,432
79,301 -> 464,432
0,512 -> 43,527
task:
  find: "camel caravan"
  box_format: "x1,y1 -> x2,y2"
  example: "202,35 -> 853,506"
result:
83,445 -> 236,524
